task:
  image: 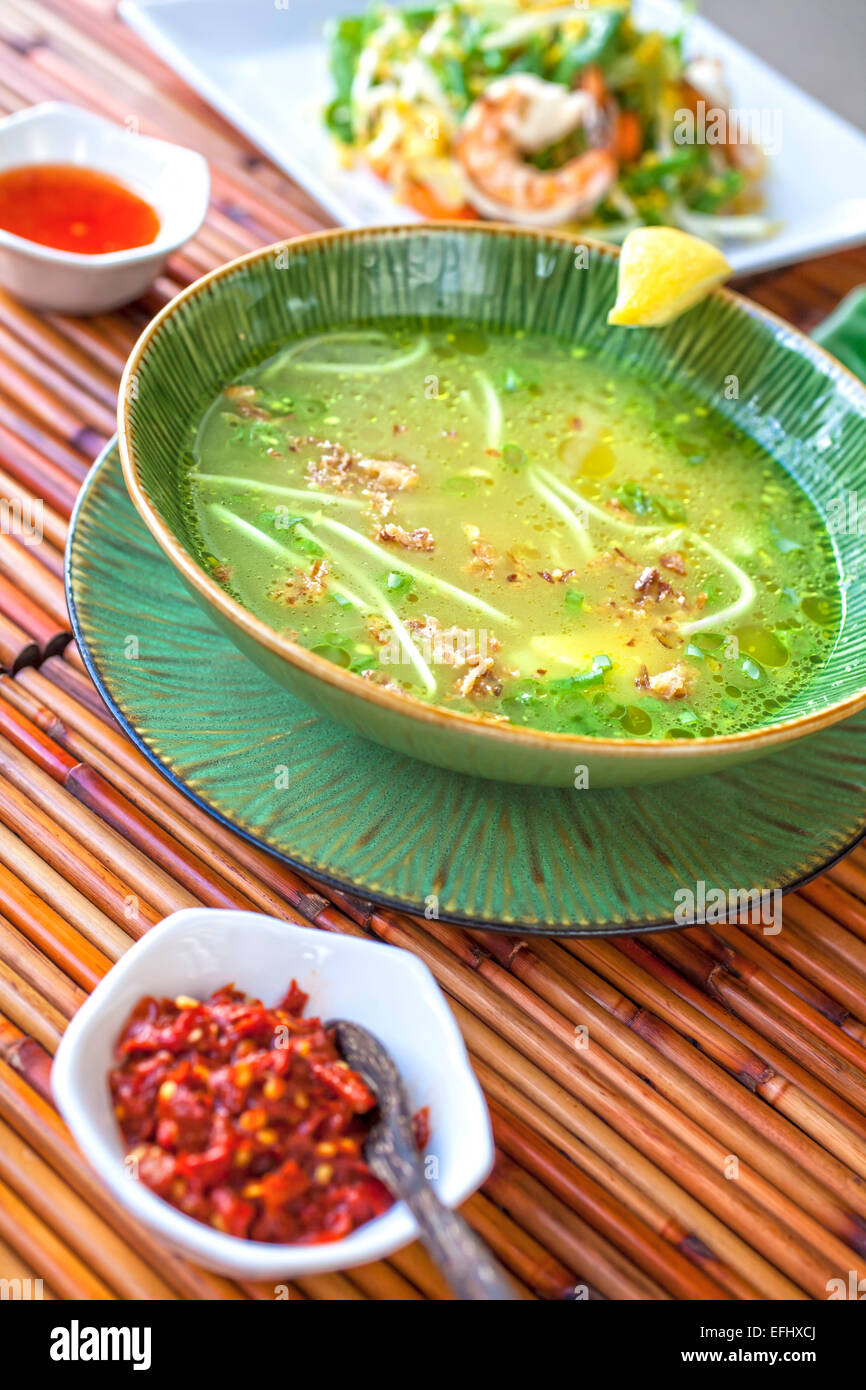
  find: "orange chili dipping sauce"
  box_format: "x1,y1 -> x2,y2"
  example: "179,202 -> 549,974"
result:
110,982 -> 396,1244
0,163 -> 159,254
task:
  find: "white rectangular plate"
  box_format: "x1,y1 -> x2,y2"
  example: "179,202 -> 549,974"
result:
122,0 -> 866,275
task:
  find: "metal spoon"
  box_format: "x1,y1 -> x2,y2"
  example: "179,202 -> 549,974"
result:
329,1019 -> 520,1301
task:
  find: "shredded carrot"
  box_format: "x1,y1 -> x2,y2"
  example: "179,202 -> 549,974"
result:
615,109 -> 643,164
404,181 -> 479,221
580,64 -> 608,106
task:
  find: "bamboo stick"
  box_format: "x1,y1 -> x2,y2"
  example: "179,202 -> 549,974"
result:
699,920 -> 866,1046
526,935 -> 866,1238
0,464 -> 67,551
0,911 -> 86,1019
490,1104 -> 729,1300
801,877 -> 866,946
452,926 -> 863,1286
0,573 -> 70,655
0,1118 -> 177,1300
0,416 -> 79,516
0,611 -> 38,673
830,856 -> 866,916
294,1274 -> 367,1301
453,1002 -> 795,1298
388,1243 -> 455,1301
0,960 -> 64,1053
0,734 -> 199,919
40,308 -> 129,379
63,642 -> 88,675
482,1056 -> 754,1297
0,1057 -> 248,1302
646,929 -> 866,1114
0,1175 -> 113,1299
0,352 -> 93,444
0,291 -> 119,405
345,1261 -> 424,1301
0,535 -> 68,623
10,669 -> 364,932
781,899 -> 866,1004
0,772 -> 163,934
0,394 -> 89,485
0,1014 -> 53,1100
485,1156 -> 669,1300
0,684 -> 367,929
0,815 -> 135,959
0,1233 -> 56,1298
573,936 -> 866,1162
462,1191 -> 572,1299
35,655 -> 122,726
0,853 -> 113,988
0,322 -> 116,434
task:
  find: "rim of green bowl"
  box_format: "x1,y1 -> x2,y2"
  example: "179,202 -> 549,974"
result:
117,222 -> 866,765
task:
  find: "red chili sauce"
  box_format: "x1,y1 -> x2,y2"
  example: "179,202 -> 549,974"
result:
109,982 -> 396,1244
0,164 -> 160,254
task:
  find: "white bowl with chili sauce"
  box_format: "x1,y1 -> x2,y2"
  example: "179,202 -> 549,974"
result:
0,102 -> 208,314
52,908 -> 494,1280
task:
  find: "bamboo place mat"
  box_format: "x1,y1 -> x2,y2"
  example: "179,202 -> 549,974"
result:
0,0 -> 866,1304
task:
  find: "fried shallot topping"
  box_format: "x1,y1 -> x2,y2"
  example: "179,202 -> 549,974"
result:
652,623 -> 681,651
406,615 -> 500,667
455,656 -> 497,698
222,384 -> 271,420
635,662 -> 695,701
538,568 -> 576,584
304,439 -> 419,515
660,551 -> 687,575
589,547 -> 638,570
504,550 -> 533,585
359,668 -> 405,695
375,522 -> 435,552
462,526 -> 497,577
402,615 -> 503,696
633,567 -> 688,609
634,566 -> 672,602
269,559 -> 329,606
367,616 -> 391,646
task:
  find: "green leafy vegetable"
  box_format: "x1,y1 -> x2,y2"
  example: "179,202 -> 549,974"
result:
614,482 -> 686,523
553,9 -> 624,85
549,654 -> 612,693
385,570 -> 414,595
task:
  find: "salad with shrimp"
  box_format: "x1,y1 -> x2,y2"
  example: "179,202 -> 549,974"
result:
324,0 -> 772,240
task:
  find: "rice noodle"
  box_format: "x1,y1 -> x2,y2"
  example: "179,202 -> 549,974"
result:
315,514 -> 511,621
272,332 -> 429,375
534,468 -> 757,632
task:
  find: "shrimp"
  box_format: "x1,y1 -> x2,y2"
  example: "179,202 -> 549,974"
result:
455,74 -> 617,227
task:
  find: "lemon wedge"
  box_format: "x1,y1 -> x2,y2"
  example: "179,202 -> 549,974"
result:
608,227 -> 732,328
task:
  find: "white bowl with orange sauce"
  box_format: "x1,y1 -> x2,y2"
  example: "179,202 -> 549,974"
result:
0,102 -> 209,314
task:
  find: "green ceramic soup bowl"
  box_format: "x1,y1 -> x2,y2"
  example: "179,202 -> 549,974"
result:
118,225 -> 866,787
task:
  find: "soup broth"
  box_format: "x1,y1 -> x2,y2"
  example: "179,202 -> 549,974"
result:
187,324 -> 841,741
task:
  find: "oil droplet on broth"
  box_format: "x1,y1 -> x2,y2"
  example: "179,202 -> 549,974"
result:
735,625 -> 789,669
580,442 -> 616,479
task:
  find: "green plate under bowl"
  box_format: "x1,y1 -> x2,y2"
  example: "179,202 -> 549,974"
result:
67,442 -> 866,935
